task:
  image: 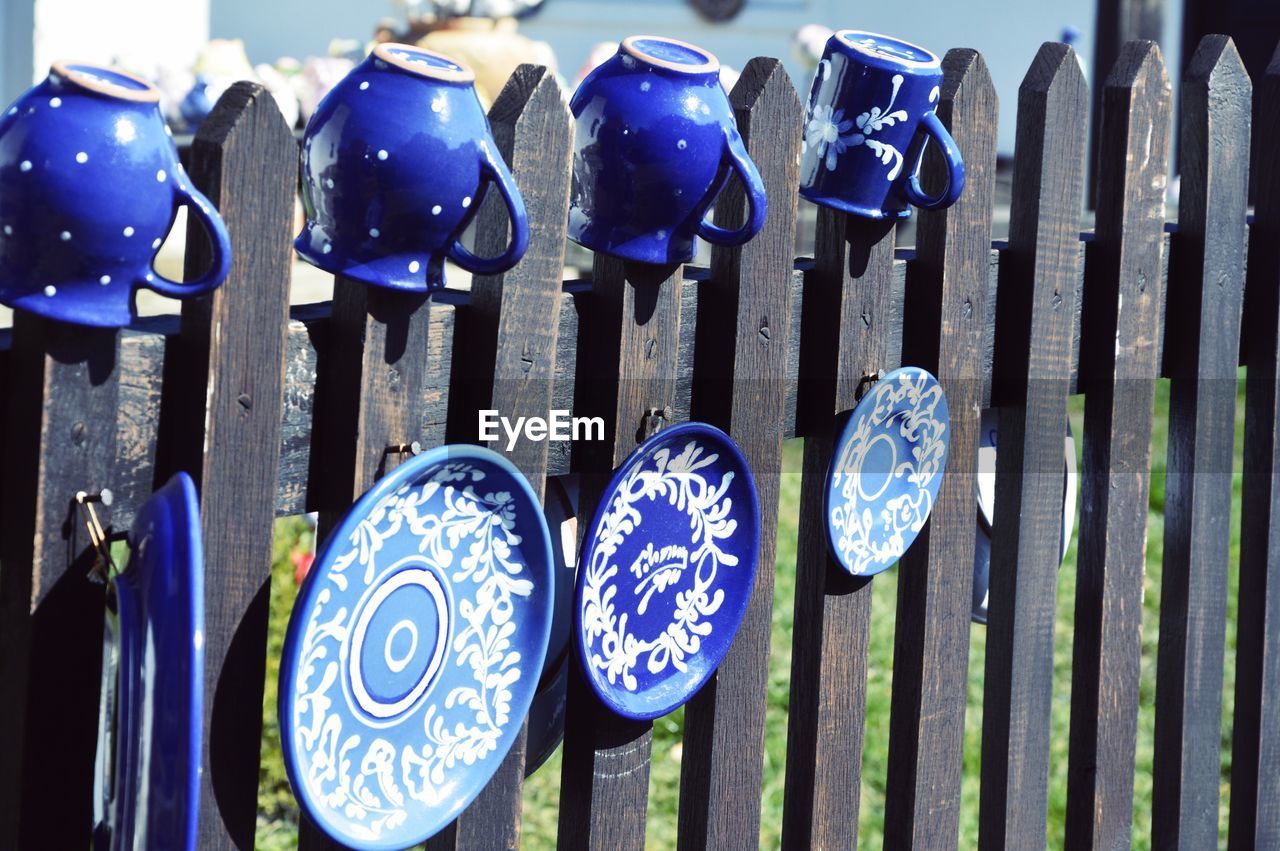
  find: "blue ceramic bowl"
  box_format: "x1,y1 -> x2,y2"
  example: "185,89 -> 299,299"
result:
568,36 -> 767,265
800,31 -> 965,219
824,367 -> 950,576
279,445 -> 553,849
296,44 -> 529,292
0,62 -> 231,327
95,472 -> 204,851
575,421 -> 760,720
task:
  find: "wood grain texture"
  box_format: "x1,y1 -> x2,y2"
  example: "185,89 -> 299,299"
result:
0,318 -> 119,848
1065,41 -> 1172,851
979,43 -> 1087,850
445,64 -> 573,851
781,208 -> 899,849
1230,41 -> 1280,851
558,253 -> 684,851
1151,35 -> 1251,850
678,57 -> 802,851
150,82 -> 297,851
883,48 -> 998,850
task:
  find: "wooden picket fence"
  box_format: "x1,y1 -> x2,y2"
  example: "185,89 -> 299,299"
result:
0,32 -> 1277,850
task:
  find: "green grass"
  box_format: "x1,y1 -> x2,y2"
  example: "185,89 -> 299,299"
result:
258,375 -> 1246,849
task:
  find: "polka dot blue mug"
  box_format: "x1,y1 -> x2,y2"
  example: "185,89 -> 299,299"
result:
800,31 -> 965,220
0,62 -> 232,328
296,44 -> 529,292
568,36 -> 767,265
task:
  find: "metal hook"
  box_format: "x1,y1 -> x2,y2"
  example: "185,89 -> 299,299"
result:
76,489 -> 118,582
855,371 -> 881,403
639,407 -> 672,442
388,441 -> 423,457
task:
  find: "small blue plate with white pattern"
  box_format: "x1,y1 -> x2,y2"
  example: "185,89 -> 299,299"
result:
279,445 -> 553,850
824,366 -> 950,576
575,421 -> 760,720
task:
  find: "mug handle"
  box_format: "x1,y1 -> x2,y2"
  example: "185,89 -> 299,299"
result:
903,112 -> 966,211
447,148 -> 530,276
140,182 -> 232,298
696,129 -> 768,247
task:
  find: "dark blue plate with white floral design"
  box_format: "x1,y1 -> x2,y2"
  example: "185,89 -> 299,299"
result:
278,446 -> 553,850
94,472 -> 204,851
825,366 -> 950,576
575,421 -> 760,720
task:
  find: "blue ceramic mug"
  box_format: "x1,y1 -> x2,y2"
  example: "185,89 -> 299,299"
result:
0,62 -> 232,328
800,31 -> 965,219
568,36 -> 767,265
297,43 -> 529,291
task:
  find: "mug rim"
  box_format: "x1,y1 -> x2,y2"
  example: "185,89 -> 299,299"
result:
372,42 -> 476,84
621,35 -> 720,75
833,30 -> 941,70
50,61 -> 162,104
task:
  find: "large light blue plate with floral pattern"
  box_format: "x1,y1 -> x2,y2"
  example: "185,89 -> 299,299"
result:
279,445 -> 553,850
575,421 -> 760,720
824,367 -> 950,576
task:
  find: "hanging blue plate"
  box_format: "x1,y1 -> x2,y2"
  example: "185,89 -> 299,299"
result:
94,471 -> 204,851
279,445 -> 553,850
824,366 -> 950,576
575,421 -> 760,720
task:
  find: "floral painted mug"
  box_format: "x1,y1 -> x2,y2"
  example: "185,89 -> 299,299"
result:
568,36 -> 767,265
0,62 -> 231,327
800,31 -> 965,220
296,43 -> 529,291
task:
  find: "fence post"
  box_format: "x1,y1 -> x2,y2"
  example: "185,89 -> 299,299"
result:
441,63 -> 574,850
880,48 -> 998,849
148,81 -> 296,850
679,56 -> 802,850
0,319 -> 119,848
1151,33 -> 1251,849
557,261 -> 684,849
979,42 -> 1087,849
1064,40 -> 1171,849
1230,40 -> 1280,850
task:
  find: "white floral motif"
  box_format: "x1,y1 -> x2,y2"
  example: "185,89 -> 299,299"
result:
291,462 -> 533,842
580,440 -> 738,689
804,60 -> 911,179
829,372 -> 947,574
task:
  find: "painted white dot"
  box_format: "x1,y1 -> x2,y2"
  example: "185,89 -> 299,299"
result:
431,98 -> 444,113
369,227 -> 380,238
462,196 -> 471,208
123,226 -> 135,237
43,285 -> 56,297
322,243 -> 332,254
622,128 -> 630,135
375,59 -> 388,69
408,260 -> 421,274
377,149 -> 388,161
99,275 -> 111,285
359,81 -> 370,91
677,139 -> 687,150
146,273 -> 154,282
59,231 -> 71,241
76,152 -> 88,164
640,81 -> 652,92
19,160 -> 31,172
152,238 -> 162,249
431,204 -> 442,215
656,229 -> 668,239
325,178 -> 335,189
156,169 -> 167,182
6,107 -> 15,116
49,97 -> 61,108
3,225 -> 11,236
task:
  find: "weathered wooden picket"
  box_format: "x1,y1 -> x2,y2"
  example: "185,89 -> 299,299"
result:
0,32 -> 1277,851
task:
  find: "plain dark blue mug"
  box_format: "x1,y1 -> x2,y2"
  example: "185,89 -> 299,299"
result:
297,43 -> 529,292
800,31 -> 965,220
0,62 -> 231,328
568,36 -> 767,265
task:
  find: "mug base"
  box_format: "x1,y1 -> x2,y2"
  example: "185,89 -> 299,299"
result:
567,227 -> 695,268
295,238 -> 447,293
0,279 -> 135,328
799,188 -> 914,221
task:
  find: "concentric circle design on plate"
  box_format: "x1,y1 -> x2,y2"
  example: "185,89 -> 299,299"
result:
575,421 -> 760,720
279,446 -> 553,850
824,366 -> 950,576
